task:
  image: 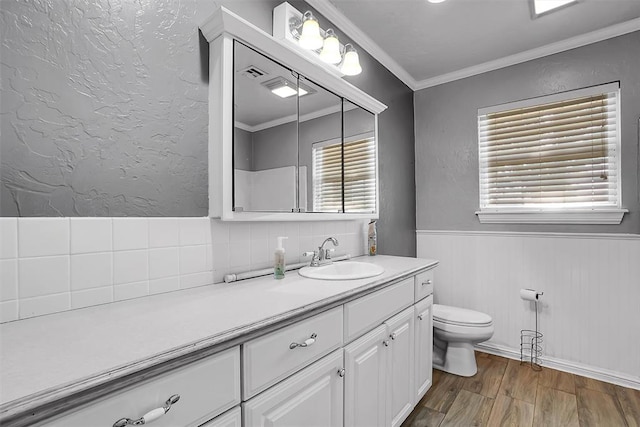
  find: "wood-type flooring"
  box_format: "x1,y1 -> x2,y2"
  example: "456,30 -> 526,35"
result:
402,352 -> 640,427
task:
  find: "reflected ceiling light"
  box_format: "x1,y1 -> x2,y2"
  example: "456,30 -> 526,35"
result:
427,0 -> 447,3
261,77 -> 314,98
532,0 -> 578,16
298,11 -> 323,50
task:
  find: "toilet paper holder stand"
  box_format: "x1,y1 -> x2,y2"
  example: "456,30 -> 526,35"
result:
520,290 -> 543,370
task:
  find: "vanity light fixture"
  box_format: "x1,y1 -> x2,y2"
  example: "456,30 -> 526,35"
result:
298,11 -> 323,50
261,76 -> 315,98
274,3 -> 363,76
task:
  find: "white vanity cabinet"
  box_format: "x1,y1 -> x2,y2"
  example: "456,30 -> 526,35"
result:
385,307 -> 416,427
36,347 -> 241,427
344,325 -> 388,427
414,295 -> 434,402
202,407 -> 242,427
243,350 -> 344,427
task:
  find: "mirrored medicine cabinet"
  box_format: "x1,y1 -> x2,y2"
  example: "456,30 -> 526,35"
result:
200,6 -> 386,221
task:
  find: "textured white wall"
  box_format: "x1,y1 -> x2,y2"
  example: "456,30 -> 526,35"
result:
418,230 -> 640,387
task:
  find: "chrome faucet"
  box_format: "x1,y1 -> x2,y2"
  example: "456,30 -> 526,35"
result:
303,237 -> 339,267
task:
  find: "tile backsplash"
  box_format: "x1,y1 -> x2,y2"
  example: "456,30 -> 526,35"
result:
0,218 -> 367,323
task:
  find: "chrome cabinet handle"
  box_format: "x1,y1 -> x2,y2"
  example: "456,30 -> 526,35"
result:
338,368 -> 346,377
390,332 -> 397,340
290,333 -> 317,349
418,314 -> 424,321
422,279 -> 432,286
113,394 -> 180,426
383,340 -> 390,347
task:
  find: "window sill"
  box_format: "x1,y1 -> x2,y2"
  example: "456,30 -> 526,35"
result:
475,209 -> 627,224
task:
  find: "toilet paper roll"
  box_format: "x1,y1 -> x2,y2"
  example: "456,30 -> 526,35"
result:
520,288 -> 542,301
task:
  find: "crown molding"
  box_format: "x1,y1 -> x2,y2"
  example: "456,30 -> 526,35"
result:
414,17 -> 640,90
305,1 -> 639,92
305,0 -> 418,91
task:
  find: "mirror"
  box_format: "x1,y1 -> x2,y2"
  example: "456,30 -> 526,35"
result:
298,77 -> 343,213
232,42 -> 377,216
233,41 -> 299,213
343,101 -> 376,213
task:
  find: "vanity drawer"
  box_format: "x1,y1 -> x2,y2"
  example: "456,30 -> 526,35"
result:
39,346 -> 240,427
414,269 -> 434,302
343,278 -> 414,343
242,306 -> 343,400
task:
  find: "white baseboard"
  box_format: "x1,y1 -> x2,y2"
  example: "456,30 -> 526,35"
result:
475,342 -> 640,391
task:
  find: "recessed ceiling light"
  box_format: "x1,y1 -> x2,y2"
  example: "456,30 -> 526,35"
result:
532,0 -> 578,16
427,0 -> 446,3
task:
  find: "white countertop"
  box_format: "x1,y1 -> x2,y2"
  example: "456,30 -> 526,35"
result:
0,255 -> 437,421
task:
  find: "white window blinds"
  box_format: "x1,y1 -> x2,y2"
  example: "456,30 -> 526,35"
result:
313,135 -> 376,213
478,83 -> 621,212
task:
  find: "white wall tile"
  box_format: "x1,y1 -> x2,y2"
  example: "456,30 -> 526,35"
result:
210,220 -> 229,241
250,239 -> 270,268
113,218 -> 148,251
20,293 -> 70,319
250,223 -> 268,241
71,287 -> 113,309
205,245 -> 213,271
149,276 -> 180,295
19,218 -> 69,258
113,250 -> 148,285
212,241 -> 229,274
149,218 -> 180,248
181,271 -> 213,289
229,242 -> 250,269
0,218 -> 17,259
0,259 -> 18,301
229,223 -> 251,242
149,247 -> 180,279
70,253 -> 112,290
179,218 -> 208,246
70,218 -> 112,254
114,281 -> 148,302
0,301 -> 18,323
179,245 -> 207,275
19,256 -> 70,298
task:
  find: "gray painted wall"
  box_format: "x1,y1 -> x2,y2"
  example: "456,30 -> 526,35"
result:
415,31 -> 640,235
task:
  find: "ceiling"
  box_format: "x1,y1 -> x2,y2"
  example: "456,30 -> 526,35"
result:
307,0 -> 640,90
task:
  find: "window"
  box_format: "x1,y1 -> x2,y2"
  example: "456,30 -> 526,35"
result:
477,82 -> 625,224
312,134 -> 376,213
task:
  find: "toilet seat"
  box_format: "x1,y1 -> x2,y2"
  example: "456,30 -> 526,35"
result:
433,304 -> 493,328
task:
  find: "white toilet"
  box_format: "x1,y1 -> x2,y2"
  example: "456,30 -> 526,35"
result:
432,304 -> 494,377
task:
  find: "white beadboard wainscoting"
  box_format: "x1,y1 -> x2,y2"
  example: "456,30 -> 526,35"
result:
0,218 -> 366,323
417,230 -> 640,389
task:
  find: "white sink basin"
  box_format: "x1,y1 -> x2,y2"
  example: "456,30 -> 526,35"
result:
298,261 -> 384,280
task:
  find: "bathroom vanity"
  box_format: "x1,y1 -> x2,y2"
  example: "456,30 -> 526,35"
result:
0,255 -> 437,427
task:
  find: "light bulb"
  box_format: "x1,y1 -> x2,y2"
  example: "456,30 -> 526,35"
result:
340,44 -> 362,76
319,29 -> 342,64
298,12 -> 323,50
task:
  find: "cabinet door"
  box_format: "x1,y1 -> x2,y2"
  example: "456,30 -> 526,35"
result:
343,324 -> 387,427
243,350 -> 343,427
414,295 -> 433,402
201,406 -> 241,427
385,306 -> 415,427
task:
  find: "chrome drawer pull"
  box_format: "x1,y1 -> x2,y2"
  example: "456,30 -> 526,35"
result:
113,394 -> 180,426
289,333 -> 317,349
390,332 -> 397,340
418,314 -> 424,321
422,279 -> 432,286
338,368 -> 346,377
383,340 -> 390,347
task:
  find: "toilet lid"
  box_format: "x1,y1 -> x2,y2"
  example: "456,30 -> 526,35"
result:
433,304 -> 493,326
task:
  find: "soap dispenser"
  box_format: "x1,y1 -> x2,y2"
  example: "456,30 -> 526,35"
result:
274,236 -> 288,279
